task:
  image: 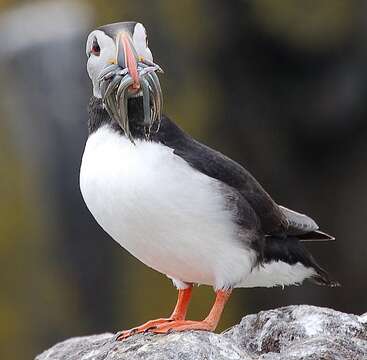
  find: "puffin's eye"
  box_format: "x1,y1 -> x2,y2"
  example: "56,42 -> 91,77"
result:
91,38 -> 100,56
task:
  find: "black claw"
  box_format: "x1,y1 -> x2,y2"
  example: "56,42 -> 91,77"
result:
115,333 -> 123,341
144,326 -> 157,332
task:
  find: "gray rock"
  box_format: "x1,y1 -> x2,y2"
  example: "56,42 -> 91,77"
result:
35,332 -> 249,360
36,305 -> 367,360
224,305 -> 367,359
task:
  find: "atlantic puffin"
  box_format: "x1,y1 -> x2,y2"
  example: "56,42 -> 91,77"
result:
80,21 -> 338,340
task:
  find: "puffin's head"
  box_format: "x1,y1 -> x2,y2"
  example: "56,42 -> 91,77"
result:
86,22 -> 163,140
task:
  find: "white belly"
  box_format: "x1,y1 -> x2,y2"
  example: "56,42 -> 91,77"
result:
79,125 -> 256,290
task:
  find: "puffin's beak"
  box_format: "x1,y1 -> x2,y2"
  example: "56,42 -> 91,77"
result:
116,32 -> 140,90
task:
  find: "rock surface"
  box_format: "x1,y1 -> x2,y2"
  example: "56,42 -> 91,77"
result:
36,305 -> 367,360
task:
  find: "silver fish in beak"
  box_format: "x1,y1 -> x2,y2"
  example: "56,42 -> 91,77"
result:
98,32 -> 163,143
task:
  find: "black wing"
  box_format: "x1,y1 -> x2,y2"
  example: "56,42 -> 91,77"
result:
88,97 -> 329,238
153,116 -> 289,235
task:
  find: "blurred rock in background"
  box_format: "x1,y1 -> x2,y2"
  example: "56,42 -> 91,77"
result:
0,1 -> 366,359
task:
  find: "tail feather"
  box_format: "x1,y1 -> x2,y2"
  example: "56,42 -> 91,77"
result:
297,230 -> 335,242
264,236 -> 340,287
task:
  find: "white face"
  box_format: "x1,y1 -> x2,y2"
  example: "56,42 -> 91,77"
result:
86,23 -> 153,98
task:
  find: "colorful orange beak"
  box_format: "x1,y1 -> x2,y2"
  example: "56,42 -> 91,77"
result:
116,32 -> 140,90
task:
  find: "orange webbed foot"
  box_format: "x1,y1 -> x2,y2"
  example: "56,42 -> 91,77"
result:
116,287 -> 231,340
116,318 -> 174,340
117,286 -> 193,341
150,320 -> 215,334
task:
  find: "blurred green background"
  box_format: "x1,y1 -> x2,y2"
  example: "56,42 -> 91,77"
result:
0,0 -> 366,359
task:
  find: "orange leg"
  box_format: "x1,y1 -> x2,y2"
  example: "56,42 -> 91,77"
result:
116,285 -> 193,340
151,289 -> 232,334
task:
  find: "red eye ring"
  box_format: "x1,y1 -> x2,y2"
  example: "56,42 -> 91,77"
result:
91,38 -> 100,56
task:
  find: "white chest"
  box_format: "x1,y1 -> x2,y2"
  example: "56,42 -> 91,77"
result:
79,126 -> 255,289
